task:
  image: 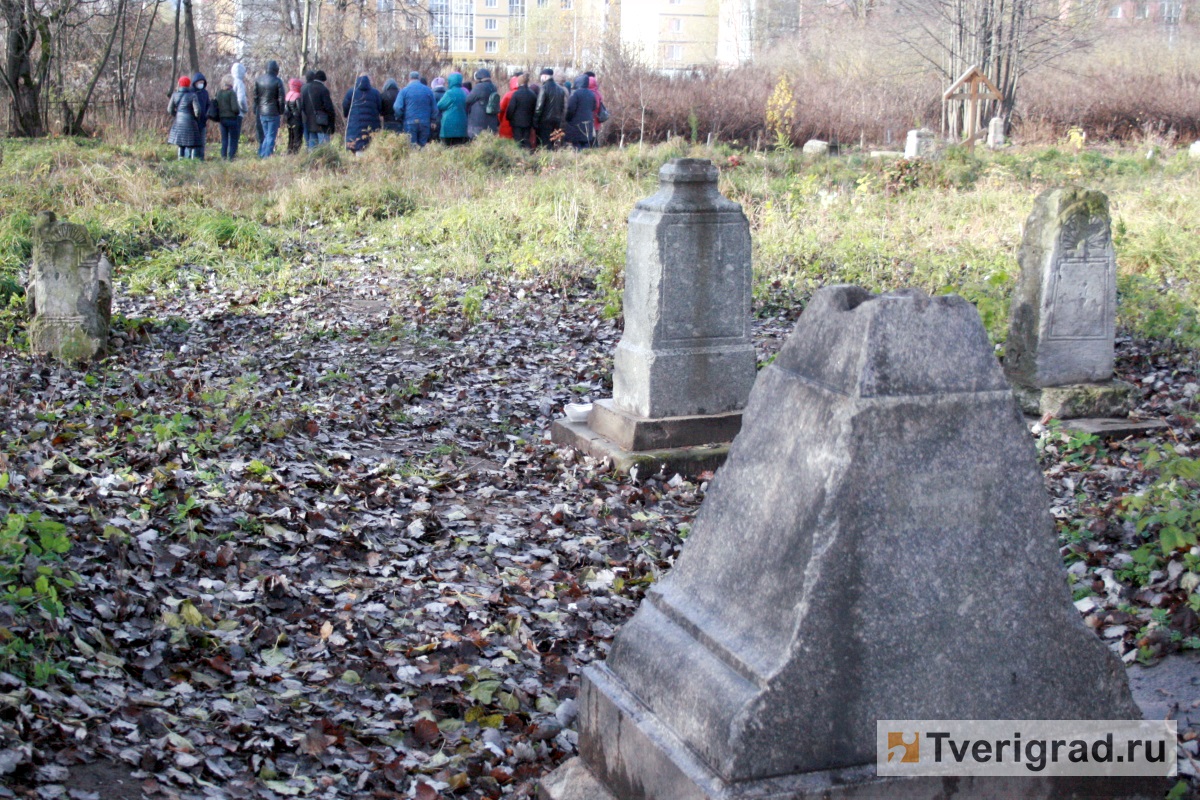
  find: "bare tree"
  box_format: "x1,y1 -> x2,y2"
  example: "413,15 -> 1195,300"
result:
893,0 -> 1102,131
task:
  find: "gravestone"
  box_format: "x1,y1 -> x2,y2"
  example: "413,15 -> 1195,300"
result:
1004,188 -> 1135,418
1189,141 -> 1200,159
802,139 -> 829,156
904,127 -> 940,159
550,159 -> 756,476
26,211 -> 112,363
543,286 -> 1156,800
987,116 -> 1006,149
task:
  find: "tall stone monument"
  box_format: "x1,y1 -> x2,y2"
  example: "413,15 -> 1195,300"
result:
543,287 -> 1157,799
1005,188 -> 1135,418
26,211 -> 112,363
987,116 -> 1006,149
551,159 -> 756,475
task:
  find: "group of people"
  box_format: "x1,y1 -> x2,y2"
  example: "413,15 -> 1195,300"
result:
167,63 -> 608,160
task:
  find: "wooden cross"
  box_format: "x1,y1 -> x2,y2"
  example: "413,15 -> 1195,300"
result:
943,66 -> 1003,150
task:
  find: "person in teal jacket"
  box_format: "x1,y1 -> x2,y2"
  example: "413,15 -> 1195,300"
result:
436,73 -> 468,146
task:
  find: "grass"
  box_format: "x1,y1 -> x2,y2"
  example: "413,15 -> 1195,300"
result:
2,134 -> 1200,346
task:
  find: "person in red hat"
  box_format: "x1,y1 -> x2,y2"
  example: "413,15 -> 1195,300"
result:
167,76 -> 204,159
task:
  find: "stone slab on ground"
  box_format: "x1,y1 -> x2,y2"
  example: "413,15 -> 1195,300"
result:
587,398 -> 743,452
550,418 -> 730,478
1013,380 -> 1137,418
1055,417 -> 1170,439
1127,650 -> 1200,731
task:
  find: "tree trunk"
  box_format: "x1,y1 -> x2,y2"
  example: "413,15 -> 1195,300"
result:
170,0 -> 181,88
1,4 -> 46,137
67,0 -> 127,134
182,0 -> 200,73
128,0 -> 160,129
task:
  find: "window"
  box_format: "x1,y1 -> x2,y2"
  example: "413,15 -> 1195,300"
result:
486,0 -> 497,7
1161,0 -> 1181,22
1107,3 -> 1122,17
668,17 -> 681,31
538,41 -> 550,54
668,0 -> 682,6
485,39 -> 498,51
561,0 -> 572,8
665,44 -> 682,61
1135,1 -> 1149,15
485,16 -> 498,27
509,0 -> 525,14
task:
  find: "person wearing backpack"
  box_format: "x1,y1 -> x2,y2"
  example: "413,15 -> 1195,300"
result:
465,68 -> 499,140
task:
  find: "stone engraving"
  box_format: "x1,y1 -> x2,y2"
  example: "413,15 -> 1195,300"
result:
26,211 -> 112,363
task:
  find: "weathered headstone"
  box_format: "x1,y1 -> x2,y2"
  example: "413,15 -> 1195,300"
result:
904,127 -> 940,159
987,115 -> 1006,149
551,159 -> 756,475
1189,141 -> 1200,160
801,138 -> 829,156
1004,188 -> 1135,418
26,211 -> 112,363
544,286 -> 1155,799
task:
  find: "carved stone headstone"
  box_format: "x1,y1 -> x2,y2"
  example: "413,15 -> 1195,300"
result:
1189,141 -> 1200,160
987,116 -> 1006,149
551,159 -> 756,475
1004,188 -> 1135,418
904,127 -> 940,159
544,286 -> 1154,800
26,212 -> 112,363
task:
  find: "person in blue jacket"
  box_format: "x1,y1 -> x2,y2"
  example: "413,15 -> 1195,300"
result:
190,71 -> 211,160
436,72 -> 468,146
342,74 -> 383,153
393,71 -> 436,147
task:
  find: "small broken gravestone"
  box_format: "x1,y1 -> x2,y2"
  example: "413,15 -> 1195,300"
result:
1004,188 -> 1135,418
987,115 -> 1006,149
904,127 -> 940,159
543,286 -> 1159,799
550,159 -> 756,476
26,211 -> 112,363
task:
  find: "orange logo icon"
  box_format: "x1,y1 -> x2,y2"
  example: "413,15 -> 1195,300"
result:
887,732 -> 920,763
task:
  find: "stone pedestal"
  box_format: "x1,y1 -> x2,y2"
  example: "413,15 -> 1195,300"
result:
1004,188 -> 1134,419
544,286 -> 1158,800
26,211 -> 112,363
904,128 -> 940,159
551,159 -> 756,476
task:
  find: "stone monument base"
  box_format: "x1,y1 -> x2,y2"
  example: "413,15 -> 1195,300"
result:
550,398 -> 741,478
1013,380 -> 1136,419
539,666 -> 1167,800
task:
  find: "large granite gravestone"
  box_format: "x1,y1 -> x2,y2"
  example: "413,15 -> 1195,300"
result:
1005,188 -> 1135,418
904,128 -> 940,159
551,159 -> 756,475
543,286 -> 1157,800
26,211 -> 112,363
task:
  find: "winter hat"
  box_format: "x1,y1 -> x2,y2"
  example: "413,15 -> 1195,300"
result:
305,70 -> 316,82
432,76 -> 447,89
178,75 -> 191,87
540,68 -> 553,76
315,70 -> 327,82
474,68 -> 491,80
410,71 -> 421,80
